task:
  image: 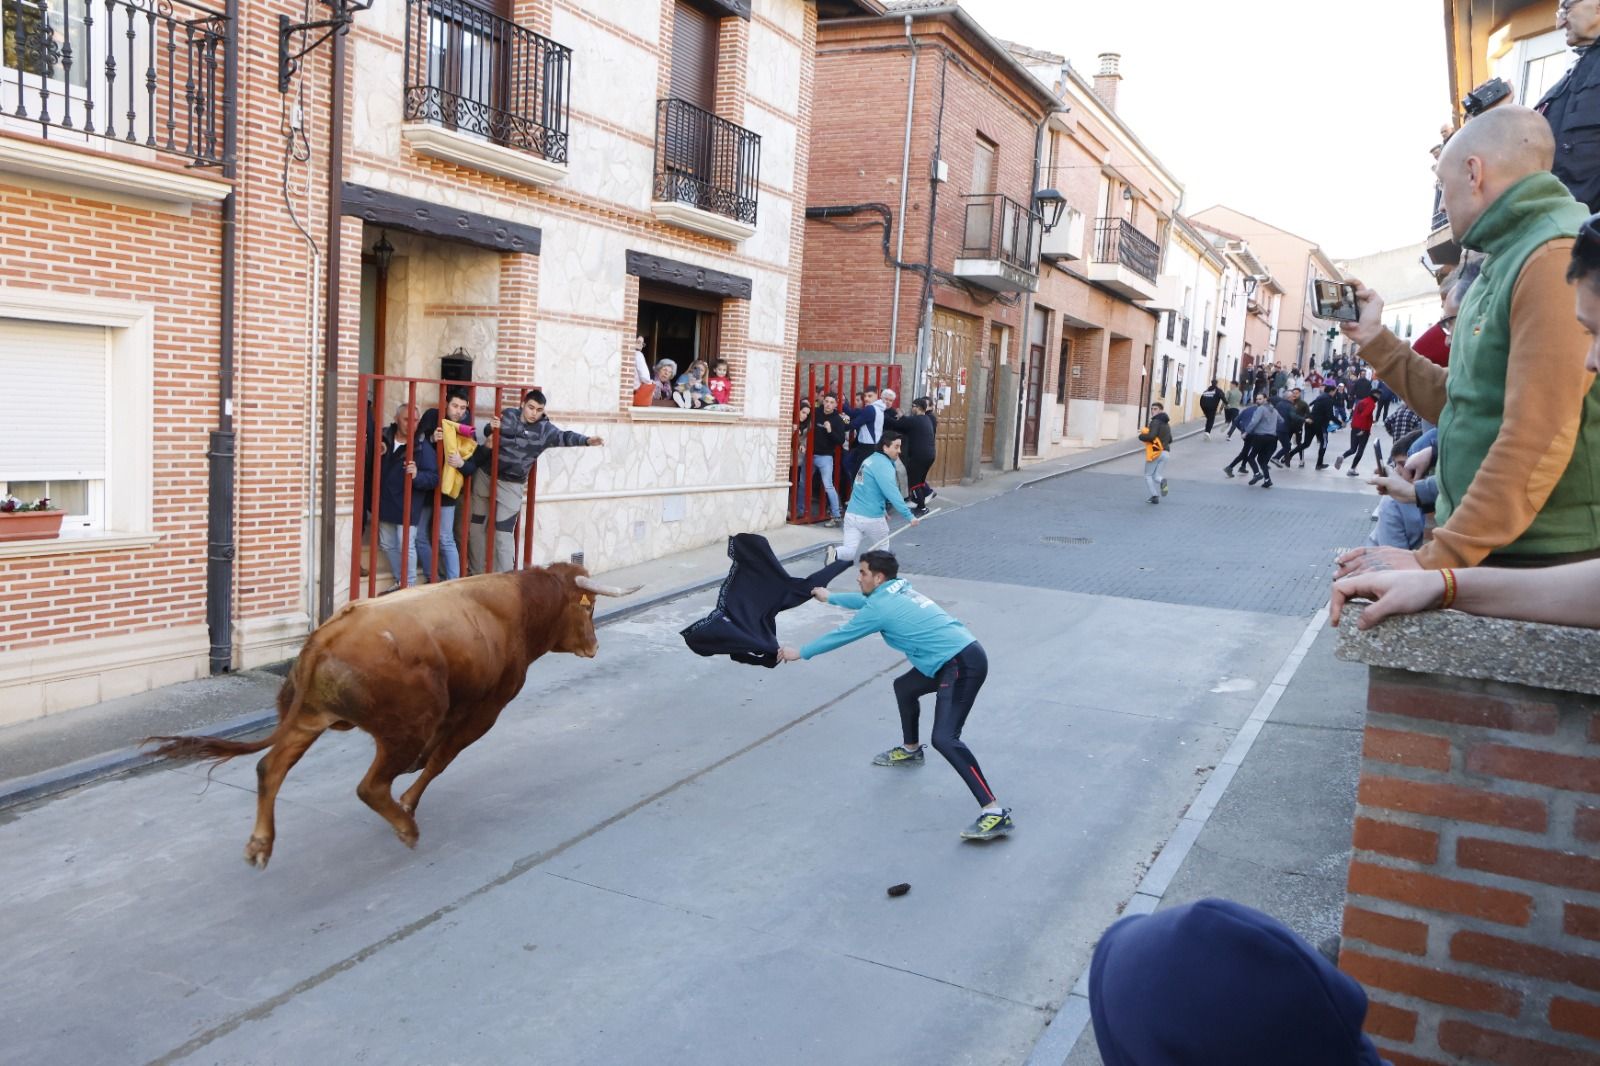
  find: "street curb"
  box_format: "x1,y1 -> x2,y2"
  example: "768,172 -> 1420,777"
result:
1022,605 -> 1331,1066
0,540 -> 835,813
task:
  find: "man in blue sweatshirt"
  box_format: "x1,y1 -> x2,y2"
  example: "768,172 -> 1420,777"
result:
838,433 -> 919,560
777,550 -> 1012,841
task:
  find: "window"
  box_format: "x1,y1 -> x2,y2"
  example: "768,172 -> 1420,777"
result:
635,282 -> 725,409
0,318 -> 107,531
0,289 -> 161,546
1159,355 -> 1171,398
1180,317 -> 1190,348
964,134 -> 998,249
1165,313 -> 1175,341
1202,330 -> 1210,357
2,0 -> 90,90
670,0 -> 718,110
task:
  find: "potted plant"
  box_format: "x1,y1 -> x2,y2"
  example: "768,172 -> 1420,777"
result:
0,495 -> 66,542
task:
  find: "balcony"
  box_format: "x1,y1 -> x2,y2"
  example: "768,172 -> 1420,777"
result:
1147,273 -> 1184,313
1039,205 -> 1085,261
402,0 -> 571,188
1088,218 -> 1159,302
1425,182 -> 1460,269
953,193 -> 1040,293
0,0 -> 233,204
651,97 -> 760,242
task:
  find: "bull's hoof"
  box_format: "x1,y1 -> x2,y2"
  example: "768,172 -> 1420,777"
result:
396,828 -> 419,849
244,836 -> 273,870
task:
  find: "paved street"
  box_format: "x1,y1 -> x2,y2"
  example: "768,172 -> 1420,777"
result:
0,435 -> 1384,1066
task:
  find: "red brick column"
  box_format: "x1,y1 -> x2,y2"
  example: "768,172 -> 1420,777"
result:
499,251 -> 539,389
1341,664 -> 1600,1065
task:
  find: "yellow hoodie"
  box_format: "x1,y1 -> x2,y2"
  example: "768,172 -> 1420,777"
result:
439,420 -> 478,499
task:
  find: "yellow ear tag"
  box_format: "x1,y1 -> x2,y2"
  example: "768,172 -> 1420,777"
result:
580,594 -> 592,606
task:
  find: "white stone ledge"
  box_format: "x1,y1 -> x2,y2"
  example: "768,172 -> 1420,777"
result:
0,531 -> 162,560
627,406 -> 744,423
401,122 -> 569,188
0,131 -> 231,208
539,481 -> 787,503
1336,602 -> 1600,698
0,623 -> 208,726
648,199 -> 756,242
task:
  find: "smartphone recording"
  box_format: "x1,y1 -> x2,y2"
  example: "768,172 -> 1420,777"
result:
1314,280 -> 1361,323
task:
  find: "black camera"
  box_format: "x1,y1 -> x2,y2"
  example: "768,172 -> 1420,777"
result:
1462,77 -> 1512,117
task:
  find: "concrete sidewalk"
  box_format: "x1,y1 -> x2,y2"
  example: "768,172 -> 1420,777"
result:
0,424 -> 1190,809
1044,619 -> 1366,1066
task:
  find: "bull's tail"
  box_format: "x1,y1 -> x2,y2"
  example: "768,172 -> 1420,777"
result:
143,732 -> 277,763
144,671 -> 304,765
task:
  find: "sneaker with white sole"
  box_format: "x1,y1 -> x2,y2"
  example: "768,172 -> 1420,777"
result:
872,745 -> 925,768
961,808 -> 1014,841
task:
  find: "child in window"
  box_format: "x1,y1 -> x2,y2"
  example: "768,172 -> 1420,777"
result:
708,359 -> 732,407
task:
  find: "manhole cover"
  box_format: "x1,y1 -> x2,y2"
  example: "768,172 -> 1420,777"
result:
1042,536 -> 1093,545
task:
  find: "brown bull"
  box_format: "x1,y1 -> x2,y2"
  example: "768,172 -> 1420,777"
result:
147,563 -> 637,869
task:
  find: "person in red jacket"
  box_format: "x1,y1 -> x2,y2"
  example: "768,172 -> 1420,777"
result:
1334,393 -> 1377,477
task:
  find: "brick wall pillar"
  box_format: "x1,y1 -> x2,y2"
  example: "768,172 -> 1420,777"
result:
499,251 -> 539,390
1338,609 -> 1600,1066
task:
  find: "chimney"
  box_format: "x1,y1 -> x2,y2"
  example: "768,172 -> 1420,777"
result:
1093,52 -> 1122,112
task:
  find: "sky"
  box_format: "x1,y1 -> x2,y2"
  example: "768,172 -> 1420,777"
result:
956,0 -> 1451,258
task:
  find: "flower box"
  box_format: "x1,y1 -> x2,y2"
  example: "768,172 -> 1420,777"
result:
0,509 -> 65,542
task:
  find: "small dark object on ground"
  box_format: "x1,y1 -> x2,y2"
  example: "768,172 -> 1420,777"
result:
887,883 -> 911,897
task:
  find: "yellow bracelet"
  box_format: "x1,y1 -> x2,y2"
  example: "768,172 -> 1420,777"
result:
1440,568 -> 1457,611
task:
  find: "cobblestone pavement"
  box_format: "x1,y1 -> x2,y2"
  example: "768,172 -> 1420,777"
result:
895,466 -> 1377,617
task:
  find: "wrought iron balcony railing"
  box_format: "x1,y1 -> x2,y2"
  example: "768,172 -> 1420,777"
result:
960,193 -> 1041,273
1429,183 -> 1447,232
1,0 -> 229,166
403,0 -> 569,162
1093,217 -> 1159,282
653,96 -> 759,226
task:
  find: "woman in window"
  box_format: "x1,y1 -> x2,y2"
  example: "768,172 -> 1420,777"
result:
675,360 -> 715,409
651,359 -> 679,406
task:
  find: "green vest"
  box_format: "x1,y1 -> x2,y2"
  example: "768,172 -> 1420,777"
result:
1437,172 -> 1600,557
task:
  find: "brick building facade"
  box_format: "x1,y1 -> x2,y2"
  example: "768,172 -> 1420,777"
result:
0,0 -> 878,722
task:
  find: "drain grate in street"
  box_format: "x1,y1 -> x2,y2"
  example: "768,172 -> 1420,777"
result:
1042,536 -> 1093,545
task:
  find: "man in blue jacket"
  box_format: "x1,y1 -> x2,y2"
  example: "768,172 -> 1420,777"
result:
839,433 -> 919,560
777,550 -> 1012,841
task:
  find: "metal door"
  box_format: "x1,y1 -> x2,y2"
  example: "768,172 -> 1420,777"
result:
928,308 -> 977,486
788,361 -> 901,524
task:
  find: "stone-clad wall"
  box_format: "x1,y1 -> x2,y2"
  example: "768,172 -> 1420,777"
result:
1338,607 -> 1600,1064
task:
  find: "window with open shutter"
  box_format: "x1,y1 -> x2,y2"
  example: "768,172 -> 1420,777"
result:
670,1 -> 718,111
0,318 -> 109,528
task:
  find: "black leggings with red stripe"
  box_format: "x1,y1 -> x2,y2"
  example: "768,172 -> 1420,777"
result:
893,641 -> 995,805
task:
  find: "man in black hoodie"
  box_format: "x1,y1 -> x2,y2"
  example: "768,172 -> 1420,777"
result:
1089,898 -> 1389,1066
1287,384 -> 1339,469
1138,404 -> 1173,504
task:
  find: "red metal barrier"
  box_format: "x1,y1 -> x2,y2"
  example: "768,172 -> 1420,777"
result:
352,375 -> 542,601
787,361 -> 902,525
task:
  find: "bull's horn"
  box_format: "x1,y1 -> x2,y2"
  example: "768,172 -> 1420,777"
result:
575,576 -> 641,598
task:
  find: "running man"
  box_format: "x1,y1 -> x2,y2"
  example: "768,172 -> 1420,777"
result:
838,432 -> 919,560
777,550 -> 1013,841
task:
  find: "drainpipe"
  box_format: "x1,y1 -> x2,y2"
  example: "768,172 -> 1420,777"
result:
316,30 -> 348,624
207,0 -> 240,675
887,15 -> 916,373
912,49 -> 949,395
1011,109 -> 1062,471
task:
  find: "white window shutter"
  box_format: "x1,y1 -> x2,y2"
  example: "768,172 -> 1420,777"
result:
0,319 -> 109,479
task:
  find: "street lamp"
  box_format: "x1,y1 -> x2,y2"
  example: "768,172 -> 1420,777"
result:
1033,188 -> 1067,232
1242,275 -> 1260,297
371,232 -> 395,278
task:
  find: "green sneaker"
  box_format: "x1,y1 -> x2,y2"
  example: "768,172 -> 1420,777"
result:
961,808 -> 1014,841
872,745 -> 925,767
